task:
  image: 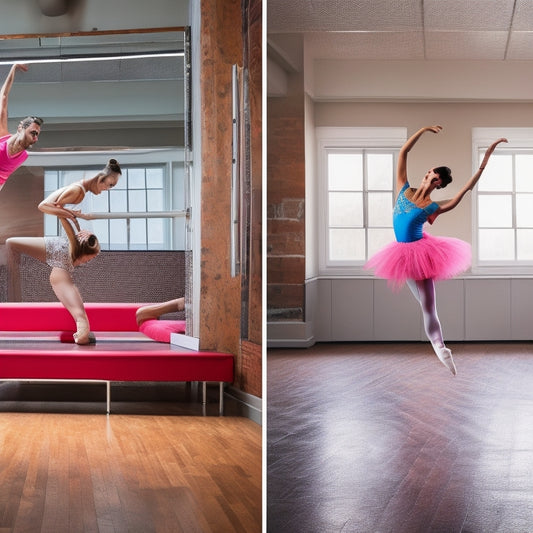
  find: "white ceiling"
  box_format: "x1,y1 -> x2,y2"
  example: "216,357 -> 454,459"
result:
268,0 -> 533,66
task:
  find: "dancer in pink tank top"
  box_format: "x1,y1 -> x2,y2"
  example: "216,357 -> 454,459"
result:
0,64 -> 43,188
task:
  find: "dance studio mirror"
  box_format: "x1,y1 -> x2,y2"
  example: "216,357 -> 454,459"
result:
0,29 -> 190,319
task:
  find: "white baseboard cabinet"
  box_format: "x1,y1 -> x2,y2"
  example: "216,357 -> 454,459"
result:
267,277 -> 533,347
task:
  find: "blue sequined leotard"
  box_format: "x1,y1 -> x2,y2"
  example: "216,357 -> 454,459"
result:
393,182 -> 439,242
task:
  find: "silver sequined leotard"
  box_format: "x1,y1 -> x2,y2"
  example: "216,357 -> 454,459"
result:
44,237 -> 73,272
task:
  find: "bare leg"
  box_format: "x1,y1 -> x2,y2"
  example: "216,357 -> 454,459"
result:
6,237 -> 47,301
49,267 -> 93,344
407,278 -> 456,375
135,297 -> 185,326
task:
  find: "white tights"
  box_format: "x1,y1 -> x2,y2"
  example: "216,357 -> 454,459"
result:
406,278 -> 445,349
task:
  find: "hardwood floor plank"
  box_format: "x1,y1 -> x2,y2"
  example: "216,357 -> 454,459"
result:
267,342 -> 533,532
0,384 -> 261,533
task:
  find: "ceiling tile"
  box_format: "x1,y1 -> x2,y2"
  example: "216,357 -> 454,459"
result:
424,0 -> 515,31
268,0 -> 422,33
511,0 -> 533,30
305,32 -> 425,60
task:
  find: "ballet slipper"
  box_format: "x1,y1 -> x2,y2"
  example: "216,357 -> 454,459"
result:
431,342 -> 457,376
73,318 -> 95,345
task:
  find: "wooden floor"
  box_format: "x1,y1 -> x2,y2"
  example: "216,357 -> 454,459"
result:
267,342 -> 533,533
0,382 -> 262,533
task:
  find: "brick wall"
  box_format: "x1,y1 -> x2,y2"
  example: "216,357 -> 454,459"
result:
199,0 -> 262,397
267,73 -> 306,321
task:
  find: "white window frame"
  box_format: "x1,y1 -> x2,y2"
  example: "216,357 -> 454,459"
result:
472,127 -> 533,276
316,127 -> 406,276
28,148 -> 186,251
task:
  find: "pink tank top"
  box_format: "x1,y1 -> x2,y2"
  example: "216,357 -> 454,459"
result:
0,134 -> 28,185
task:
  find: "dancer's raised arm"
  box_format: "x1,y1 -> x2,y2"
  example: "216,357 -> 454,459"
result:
0,64 -> 27,136
397,125 -> 442,195
431,138 -> 508,221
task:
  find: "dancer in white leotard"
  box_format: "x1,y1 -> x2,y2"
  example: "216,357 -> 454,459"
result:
38,158 -> 122,220
6,218 -> 100,345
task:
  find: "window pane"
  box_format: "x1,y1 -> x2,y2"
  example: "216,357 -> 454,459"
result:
478,195 -> 512,227
92,192 -> 109,212
368,192 -> 393,227
328,153 -> 363,191
478,228 -> 514,260
115,172 -> 127,189
367,227 -> 395,258
516,155 -> 533,192
92,219 -> 108,246
148,218 -> 165,248
367,153 -> 393,190
329,228 -> 365,261
129,190 -> 147,212
110,190 -> 127,212
516,194 -> 533,227
147,189 -> 164,211
329,192 -> 362,227
109,219 -> 128,250
130,218 -> 147,245
517,229 -> 533,260
128,168 -> 145,188
147,167 -> 164,188
477,154 -> 512,192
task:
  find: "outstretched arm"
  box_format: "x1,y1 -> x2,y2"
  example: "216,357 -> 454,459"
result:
430,138 -> 508,221
397,125 -> 442,195
0,64 -> 27,137
38,184 -> 87,220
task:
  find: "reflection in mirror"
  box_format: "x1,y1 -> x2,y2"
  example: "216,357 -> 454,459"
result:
0,30 -> 190,330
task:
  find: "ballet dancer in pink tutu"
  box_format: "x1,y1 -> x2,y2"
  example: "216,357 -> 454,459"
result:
365,125 -> 507,375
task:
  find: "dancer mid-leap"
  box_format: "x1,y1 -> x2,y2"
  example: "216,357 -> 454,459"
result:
365,125 -> 507,375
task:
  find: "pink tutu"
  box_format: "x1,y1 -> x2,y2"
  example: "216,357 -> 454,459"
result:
364,232 -> 471,289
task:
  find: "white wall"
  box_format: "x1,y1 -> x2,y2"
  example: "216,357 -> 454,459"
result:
311,59 -> 533,102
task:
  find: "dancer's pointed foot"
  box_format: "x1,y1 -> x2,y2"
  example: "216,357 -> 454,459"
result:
73,318 -> 95,345
432,343 -> 457,375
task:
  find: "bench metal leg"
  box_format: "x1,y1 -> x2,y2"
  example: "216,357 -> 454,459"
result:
106,381 -> 111,414
202,381 -> 206,405
219,382 -> 224,415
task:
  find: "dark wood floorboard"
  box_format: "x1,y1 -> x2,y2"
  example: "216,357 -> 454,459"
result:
267,342 -> 533,533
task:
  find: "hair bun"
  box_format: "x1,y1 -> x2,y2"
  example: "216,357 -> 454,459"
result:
109,158 -> 117,165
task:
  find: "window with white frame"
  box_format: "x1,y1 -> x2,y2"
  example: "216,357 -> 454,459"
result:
32,149 -> 187,251
317,127 -> 406,275
473,128 -> 533,272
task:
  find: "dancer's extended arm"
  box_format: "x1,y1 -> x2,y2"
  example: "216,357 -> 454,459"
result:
430,137 -> 508,221
39,185 -> 86,220
59,216 -> 81,251
397,125 -> 442,196
0,64 -> 27,136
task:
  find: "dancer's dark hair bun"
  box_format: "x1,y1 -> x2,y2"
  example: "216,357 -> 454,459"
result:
106,158 -> 122,174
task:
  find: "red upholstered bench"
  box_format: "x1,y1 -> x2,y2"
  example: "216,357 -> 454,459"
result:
0,303 -> 234,414
0,302 -> 152,332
